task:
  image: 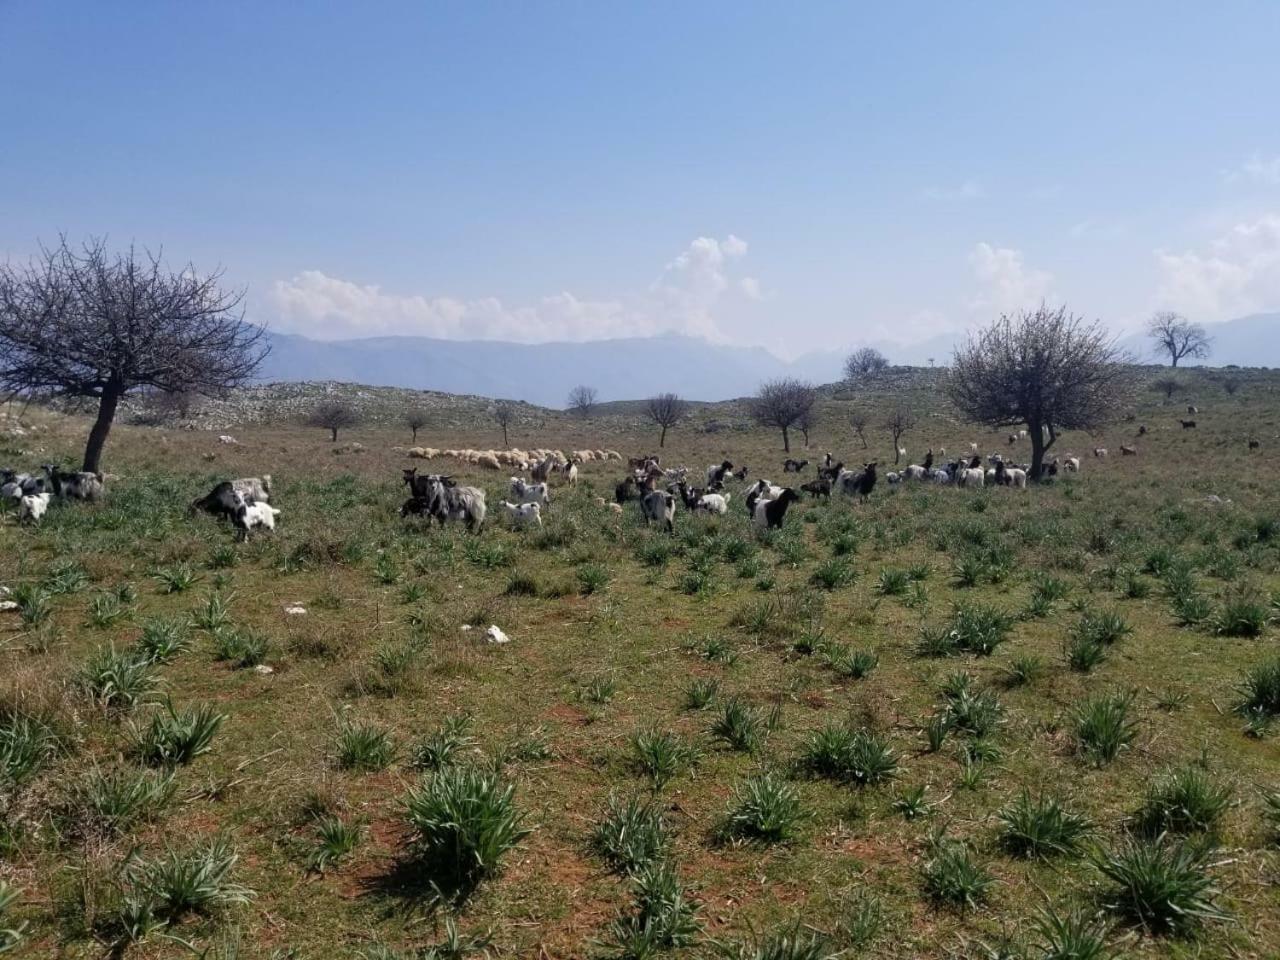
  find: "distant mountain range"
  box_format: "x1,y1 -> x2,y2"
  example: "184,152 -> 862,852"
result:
256,313 -> 1279,406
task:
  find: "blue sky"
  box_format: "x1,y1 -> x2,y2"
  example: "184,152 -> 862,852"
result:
3,2 -> 1279,358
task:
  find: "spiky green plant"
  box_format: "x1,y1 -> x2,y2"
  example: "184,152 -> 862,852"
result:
135,617 -> 194,664
78,646 -> 157,711
683,677 -> 719,710
590,793 -> 670,875
132,699 -> 225,766
152,563 -> 201,594
1033,903 -> 1113,960
308,816 -> 362,872
1134,765 -> 1231,835
1238,655 -> 1280,718
130,834 -> 253,920
629,728 -> 699,790
710,698 -> 771,753
67,766 -> 177,836
1094,834 -> 1227,935
0,880 -> 27,954
0,712 -> 55,788
997,792 -> 1092,859
604,860 -> 700,957
921,836 -> 994,909
1073,693 -> 1136,766
335,719 -> 396,772
410,713 -> 475,771
721,772 -> 806,843
798,723 -> 896,786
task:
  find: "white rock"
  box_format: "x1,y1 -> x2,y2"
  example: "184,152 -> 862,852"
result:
283,604 -> 307,615
253,664 -> 274,675
460,624 -> 473,632
0,600 -> 17,612
484,625 -> 511,644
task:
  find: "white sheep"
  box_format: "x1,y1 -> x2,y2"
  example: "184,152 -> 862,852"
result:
958,466 -> 985,488
499,500 -> 543,528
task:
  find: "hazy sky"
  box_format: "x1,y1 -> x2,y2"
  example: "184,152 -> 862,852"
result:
3,2 -> 1279,358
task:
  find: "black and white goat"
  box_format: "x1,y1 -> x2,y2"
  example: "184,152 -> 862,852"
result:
753,488 -> 800,529
43,464 -> 105,502
641,490 -> 676,534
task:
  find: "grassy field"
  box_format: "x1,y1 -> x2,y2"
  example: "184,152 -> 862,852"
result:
2,368 -> 1279,959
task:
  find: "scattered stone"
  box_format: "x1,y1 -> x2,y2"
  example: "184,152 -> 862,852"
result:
460,624 -> 473,632
283,603 -> 307,615
253,664 -> 274,675
0,601 -> 17,613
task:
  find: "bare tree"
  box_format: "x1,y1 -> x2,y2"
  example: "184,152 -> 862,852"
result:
1147,311 -> 1211,367
1150,376 -> 1181,401
849,409 -> 869,449
946,305 -> 1133,479
406,408 -> 429,443
309,401 -> 359,442
645,392 -> 687,447
886,405 -> 915,464
0,237 -> 266,472
797,405 -> 818,446
567,384 -> 598,419
1221,375 -> 1242,396
843,347 -> 889,384
493,400 -> 515,447
750,377 -> 816,453
156,387 -> 199,421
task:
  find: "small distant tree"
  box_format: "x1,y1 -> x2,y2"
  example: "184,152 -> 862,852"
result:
1151,376 -> 1181,401
843,347 -> 889,383
797,406 -> 818,446
886,405 -> 915,464
750,377 -> 816,453
309,401 -> 359,442
645,392 -> 687,447
156,387 -> 199,421
493,400 -> 515,446
0,237 -> 267,472
1221,375 -> 1241,396
849,410 -> 869,449
406,408 -> 429,442
946,305 -> 1133,479
1147,311 -> 1211,367
568,384 -> 597,419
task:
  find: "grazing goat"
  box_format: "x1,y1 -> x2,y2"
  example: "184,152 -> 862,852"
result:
564,462 -> 578,487
744,479 -> 784,515
615,476 -> 639,504
782,458 -> 808,473
422,475 -> 487,531
400,497 -> 432,518
695,492 -> 731,515
836,462 -> 878,500
731,466 -> 749,481
1093,448 -> 1107,458
1137,425 -> 1148,436
753,488 -> 800,529
641,490 -> 676,534
18,491 -> 52,524
671,481 -> 702,511
43,464 -> 105,501
499,500 -> 543,528
706,460 -> 734,486
1248,439 -> 1261,451
800,478 -> 830,498
234,494 -> 280,539
886,471 -> 901,484
1064,456 -> 1081,472
958,456 -> 984,488
509,477 -> 551,506
231,475 -> 271,503
1180,420 -> 1197,429
190,481 -> 248,521
1120,445 -> 1138,456
1187,405 -> 1198,414
818,460 -> 844,482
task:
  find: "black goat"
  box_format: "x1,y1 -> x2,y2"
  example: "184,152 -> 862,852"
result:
732,466 -> 749,481
1180,419 -> 1197,429
848,461 -> 878,499
800,478 -> 831,498
818,460 -> 844,482
615,475 -> 639,504
782,458 -> 808,473
400,497 -> 432,518
755,488 -> 800,529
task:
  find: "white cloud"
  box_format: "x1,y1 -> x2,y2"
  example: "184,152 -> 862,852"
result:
967,242 -> 1053,315
1156,214 -> 1280,320
1226,153 -> 1280,186
268,235 -> 757,343
921,180 -> 985,201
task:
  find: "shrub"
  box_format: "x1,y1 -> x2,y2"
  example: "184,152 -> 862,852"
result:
1064,633 -> 1107,673
1094,834 -> 1226,935
152,563 -> 201,594
1135,765 -> 1231,835
943,685 -> 1002,738
892,784 -> 929,820
1239,655 -> 1280,718
135,618 -> 193,664
581,675 -> 617,705
629,728 -> 699,789
0,879 -> 26,953
78,646 -> 157,711
1213,583 -> 1273,637
710,698 -> 774,753
723,925 -> 838,960
403,765 -> 529,897
1073,693 -> 1136,766
68,766 -> 177,836
876,568 -> 911,596
810,558 -> 855,591
131,834 -> 253,920
921,836 -> 994,909
1002,654 -> 1043,687
410,713 -> 475,770
132,699 -> 225,766
683,677 -> 719,710
212,628 -> 270,668
997,792 -> 1091,859
12,584 -> 51,628
0,713 -> 55,788
576,562 -> 611,595
1033,903 -> 1113,960
823,645 -> 878,680
192,591 -> 233,631
590,793 -> 670,874
335,720 -> 396,771
950,602 -> 1015,655
308,816 -> 362,872
722,772 -> 806,843
1073,609 -> 1132,647
605,860 -> 700,957
798,723 -> 896,786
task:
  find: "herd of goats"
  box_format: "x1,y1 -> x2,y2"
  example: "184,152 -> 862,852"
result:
17,413 -> 1231,538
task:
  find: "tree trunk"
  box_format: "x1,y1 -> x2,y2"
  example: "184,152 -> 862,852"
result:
501,424 -> 509,446
1028,419 -> 1056,480
411,426 -> 418,442
659,425 -> 667,447
1171,356 -> 1178,368
781,426 -> 790,452
330,427 -> 338,442
859,433 -> 868,450
82,387 -> 121,474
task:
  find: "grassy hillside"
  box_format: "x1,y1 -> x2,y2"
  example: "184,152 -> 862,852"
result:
2,367 -> 1279,958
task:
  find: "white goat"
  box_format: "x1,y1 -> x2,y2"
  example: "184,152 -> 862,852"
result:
509,477 -> 551,505
18,491 -> 52,524
499,500 -> 543,527
694,492 -> 731,515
